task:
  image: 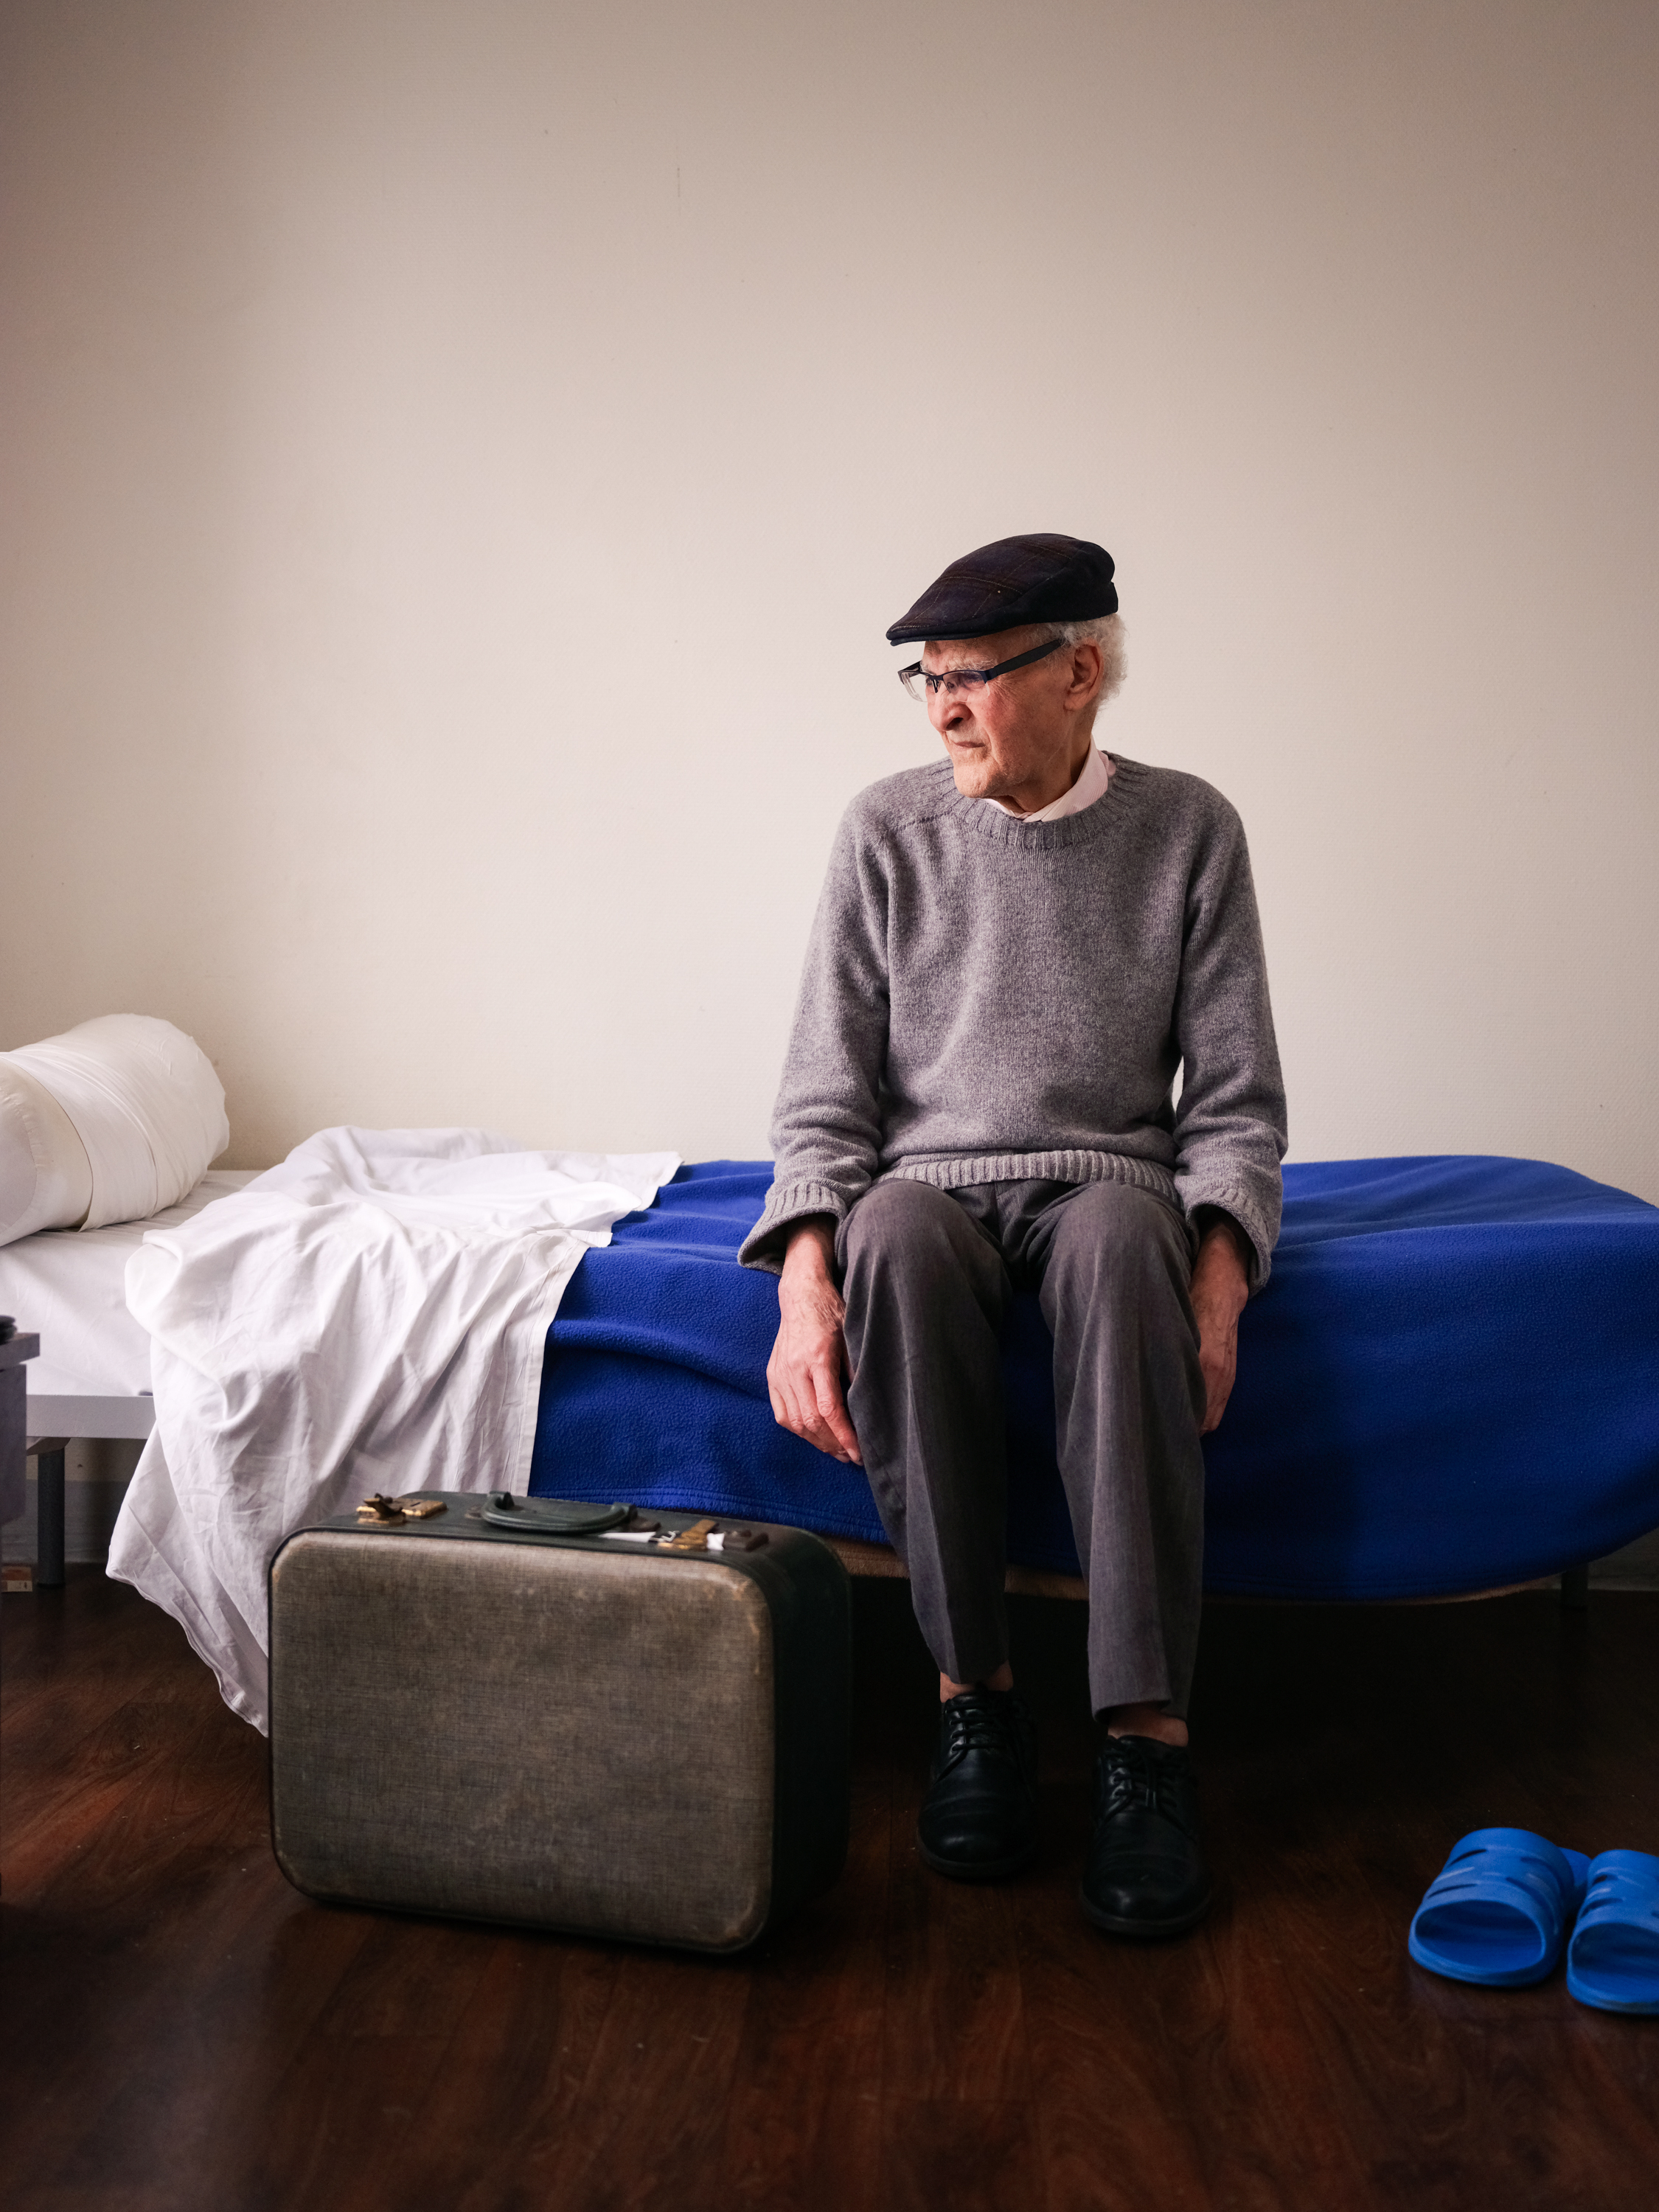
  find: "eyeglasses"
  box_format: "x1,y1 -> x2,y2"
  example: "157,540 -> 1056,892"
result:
898,636 -> 1065,703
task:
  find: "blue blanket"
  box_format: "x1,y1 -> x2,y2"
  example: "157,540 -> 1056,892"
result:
529,1156 -> 1659,1600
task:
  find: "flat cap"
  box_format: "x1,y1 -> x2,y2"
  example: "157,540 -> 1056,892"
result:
886,532 -> 1117,645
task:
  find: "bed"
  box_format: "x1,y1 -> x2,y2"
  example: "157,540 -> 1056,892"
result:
6,1152 -> 1657,1613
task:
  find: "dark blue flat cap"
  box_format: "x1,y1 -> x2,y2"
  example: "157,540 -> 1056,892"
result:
886,532 -> 1117,644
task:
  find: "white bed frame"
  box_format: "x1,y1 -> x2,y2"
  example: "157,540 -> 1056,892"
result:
29,1391 -> 156,1441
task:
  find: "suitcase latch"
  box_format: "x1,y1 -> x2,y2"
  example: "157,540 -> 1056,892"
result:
356,1494 -> 447,1526
658,1517 -> 718,1552
653,1518 -> 768,1553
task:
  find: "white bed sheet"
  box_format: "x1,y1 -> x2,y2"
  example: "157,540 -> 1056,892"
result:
0,1169 -> 258,1402
106,1127 -> 678,1734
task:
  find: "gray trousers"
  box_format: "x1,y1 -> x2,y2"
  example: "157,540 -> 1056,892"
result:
838,1177 -> 1206,1720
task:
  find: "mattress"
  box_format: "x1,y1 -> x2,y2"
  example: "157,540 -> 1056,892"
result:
529,1156 -> 1659,1601
0,1169 -> 258,1407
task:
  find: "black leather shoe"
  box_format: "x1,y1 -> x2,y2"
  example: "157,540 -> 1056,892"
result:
916,1690 -> 1039,1882
1079,1733 -> 1212,1937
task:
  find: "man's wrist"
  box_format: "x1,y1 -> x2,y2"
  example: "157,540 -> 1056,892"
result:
1192,1207 -> 1253,1307
779,1215 -> 839,1287
1194,1206 -> 1252,1270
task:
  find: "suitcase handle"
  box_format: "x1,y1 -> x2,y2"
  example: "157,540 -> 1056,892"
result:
481,1494 -> 633,1535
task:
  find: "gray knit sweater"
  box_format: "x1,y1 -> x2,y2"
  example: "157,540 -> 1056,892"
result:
740,754 -> 1287,1284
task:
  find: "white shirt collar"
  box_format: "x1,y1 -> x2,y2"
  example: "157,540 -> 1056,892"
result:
985,744 -> 1115,824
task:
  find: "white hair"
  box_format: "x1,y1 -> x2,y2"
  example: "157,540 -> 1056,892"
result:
1046,613 -> 1126,709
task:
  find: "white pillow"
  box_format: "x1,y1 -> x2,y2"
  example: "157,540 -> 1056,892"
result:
0,1015 -> 229,1244
0,1058 -> 93,1245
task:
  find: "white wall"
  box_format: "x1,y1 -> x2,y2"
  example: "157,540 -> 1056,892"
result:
3,0 -> 1656,1195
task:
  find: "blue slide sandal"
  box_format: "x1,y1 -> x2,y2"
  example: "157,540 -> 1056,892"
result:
1408,1828 -> 1590,1988
1565,1850 -> 1659,2014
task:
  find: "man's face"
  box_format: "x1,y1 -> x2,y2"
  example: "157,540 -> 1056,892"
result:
922,627 -> 1104,809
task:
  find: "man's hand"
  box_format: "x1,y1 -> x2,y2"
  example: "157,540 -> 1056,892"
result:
1189,1211 -> 1252,1435
766,1219 -> 862,1464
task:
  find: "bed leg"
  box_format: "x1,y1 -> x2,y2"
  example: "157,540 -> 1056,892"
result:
35,1445 -> 65,1588
1559,1562 -> 1590,1613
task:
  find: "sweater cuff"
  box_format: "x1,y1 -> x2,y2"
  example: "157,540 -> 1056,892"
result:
737,1178 -> 854,1274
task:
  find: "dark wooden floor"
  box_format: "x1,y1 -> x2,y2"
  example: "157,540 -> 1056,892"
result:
3,1573 -> 1656,2212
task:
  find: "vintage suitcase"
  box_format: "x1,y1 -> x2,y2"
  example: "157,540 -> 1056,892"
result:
268,1492 -> 851,1953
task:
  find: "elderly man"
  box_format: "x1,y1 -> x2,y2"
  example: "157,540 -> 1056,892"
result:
740,534 -> 1286,1936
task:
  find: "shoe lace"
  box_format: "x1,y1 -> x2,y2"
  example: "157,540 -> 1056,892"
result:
1098,1736 -> 1194,1836
941,1693 -> 1023,1768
